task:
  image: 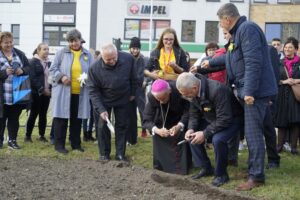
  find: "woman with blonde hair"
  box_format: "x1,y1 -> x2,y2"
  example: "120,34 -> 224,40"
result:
0,31 -> 30,149
25,43 -> 51,143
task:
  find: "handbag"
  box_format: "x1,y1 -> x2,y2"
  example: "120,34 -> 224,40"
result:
283,66 -> 300,102
12,75 -> 31,104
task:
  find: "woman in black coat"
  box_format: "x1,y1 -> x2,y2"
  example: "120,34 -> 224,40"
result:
144,28 -> 188,81
274,37 -> 300,155
25,43 -> 51,143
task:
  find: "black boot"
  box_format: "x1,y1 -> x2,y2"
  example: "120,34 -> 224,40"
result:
83,132 -> 89,142
88,131 -> 96,142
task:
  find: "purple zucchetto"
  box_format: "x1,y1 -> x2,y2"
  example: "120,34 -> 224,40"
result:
151,79 -> 169,94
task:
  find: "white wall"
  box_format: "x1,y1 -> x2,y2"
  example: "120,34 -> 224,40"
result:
0,0 -> 43,57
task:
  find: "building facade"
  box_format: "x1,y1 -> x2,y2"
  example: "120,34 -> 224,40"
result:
97,0 -> 249,58
3,0 -> 299,59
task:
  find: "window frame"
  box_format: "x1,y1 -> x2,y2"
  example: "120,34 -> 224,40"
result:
0,0 -> 20,2
204,21 -> 219,43
11,24 -> 20,45
43,0 -> 76,3
124,18 -> 171,41
43,25 -> 75,46
181,20 -> 196,42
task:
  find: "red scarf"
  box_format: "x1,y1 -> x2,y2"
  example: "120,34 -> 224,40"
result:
284,54 -> 299,78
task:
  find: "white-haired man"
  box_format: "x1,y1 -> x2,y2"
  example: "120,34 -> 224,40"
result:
176,72 -> 242,187
87,44 -> 137,162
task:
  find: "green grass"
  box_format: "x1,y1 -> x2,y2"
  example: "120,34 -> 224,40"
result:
1,111 -> 300,200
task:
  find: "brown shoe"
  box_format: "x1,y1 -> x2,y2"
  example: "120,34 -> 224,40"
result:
236,179 -> 264,191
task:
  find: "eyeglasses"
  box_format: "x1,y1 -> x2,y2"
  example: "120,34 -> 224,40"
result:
163,38 -> 174,41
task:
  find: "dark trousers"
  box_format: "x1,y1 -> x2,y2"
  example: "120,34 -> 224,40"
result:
190,117 -> 241,176
127,87 -> 146,144
53,94 -> 82,150
242,98 -> 270,182
26,93 -> 50,137
0,118 -> 6,142
82,100 -> 94,132
97,104 -> 129,157
0,105 -> 23,141
263,107 -> 280,164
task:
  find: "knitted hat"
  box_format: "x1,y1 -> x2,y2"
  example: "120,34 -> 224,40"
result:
129,37 -> 141,49
151,79 -> 170,94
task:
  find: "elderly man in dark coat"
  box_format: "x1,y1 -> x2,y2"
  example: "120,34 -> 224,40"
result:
177,72 -> 243,187
143,79 -> 191,175
87,44 -> 137,161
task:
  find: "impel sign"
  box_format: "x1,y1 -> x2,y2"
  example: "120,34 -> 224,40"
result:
127,2 -> 169,17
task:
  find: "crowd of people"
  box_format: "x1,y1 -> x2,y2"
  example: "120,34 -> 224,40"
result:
0,3 -> 299,191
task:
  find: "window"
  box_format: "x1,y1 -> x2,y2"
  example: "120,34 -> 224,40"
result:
265,24 -> 281,43
43,25 -> 75,46
44,0 -> 76,3
253,0 -> 267,2
265,23 -> 300,43
230,0 -> 244,2
181,20 -> 196,42
206,0 -> 220,2
0,24 -> 2,32
124,19 -> 170,40
11,24 -> 20,45
205,21 -> 218,43
0,0 -> 20,2
277,0 -> 292,3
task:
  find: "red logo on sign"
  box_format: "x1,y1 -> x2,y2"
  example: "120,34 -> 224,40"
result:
129,4 -> 139,14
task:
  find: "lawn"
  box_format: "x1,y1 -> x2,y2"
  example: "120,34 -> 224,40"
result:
0,111 -> 300,200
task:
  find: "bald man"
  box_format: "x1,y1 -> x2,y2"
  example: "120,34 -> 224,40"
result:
87,44 -> 137,162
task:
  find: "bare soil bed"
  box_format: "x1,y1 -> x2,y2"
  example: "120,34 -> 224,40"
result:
0,156 -> 256,200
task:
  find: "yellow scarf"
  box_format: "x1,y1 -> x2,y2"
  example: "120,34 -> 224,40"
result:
159,48 -> 176,74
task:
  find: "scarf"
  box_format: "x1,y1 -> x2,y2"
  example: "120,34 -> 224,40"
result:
284,54 -> 299,78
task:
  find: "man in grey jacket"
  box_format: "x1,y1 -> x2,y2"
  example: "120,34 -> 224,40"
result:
87,44 -> 137,161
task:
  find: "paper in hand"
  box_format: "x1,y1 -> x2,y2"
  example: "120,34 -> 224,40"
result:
105,116 -> 115,134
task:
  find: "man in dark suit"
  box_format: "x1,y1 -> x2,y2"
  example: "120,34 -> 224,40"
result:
176,72 -> 242,187
202,3 -> 278,190
87,44 -> 137,161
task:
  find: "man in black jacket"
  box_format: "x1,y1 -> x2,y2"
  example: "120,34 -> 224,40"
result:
176,72 -> 242,187
87,44 -> 137,161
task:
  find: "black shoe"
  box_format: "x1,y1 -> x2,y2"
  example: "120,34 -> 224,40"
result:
0,141 -> 3,149
56,148 -> 68,154
266,162 -> 280,169
191,168 -> 214,180
37,136 -> 48,143
99,155 -> 110,162
24,136 -> 33,143
89,136 -> 96,142
73,147 -> 84,152
212,174 -> 229,187
8,140 -> 20,150
228,159 -> 238,167
83,132 -> 89,142
115,155 -> 127,161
